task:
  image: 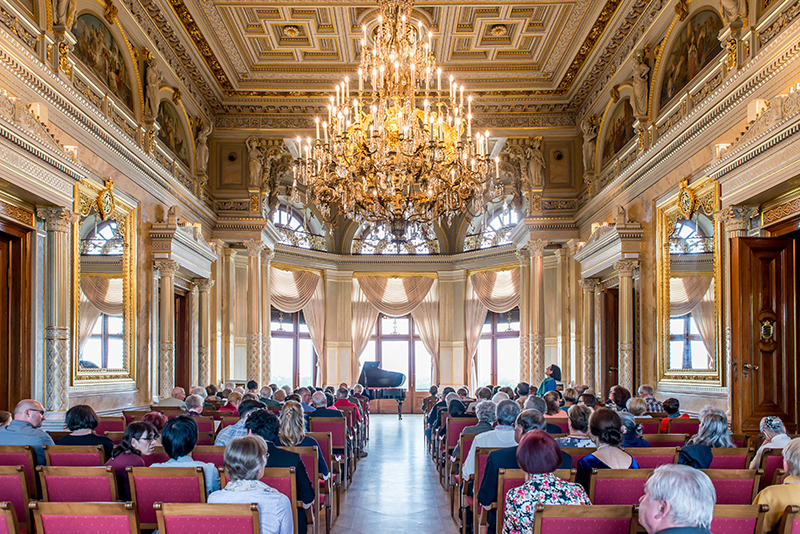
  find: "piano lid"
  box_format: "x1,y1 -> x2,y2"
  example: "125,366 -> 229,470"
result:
357,361 -> 406,389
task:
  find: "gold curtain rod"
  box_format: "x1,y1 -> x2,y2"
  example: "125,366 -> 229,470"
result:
466,263 -> 520,276
271,262 -> 324,277
353,272 -> 438,279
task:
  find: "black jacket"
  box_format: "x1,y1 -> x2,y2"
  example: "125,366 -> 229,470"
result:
427,401 -> 446,426
306,407 -> 344,418
266,441 -> 314,533
678,443 -> 712,469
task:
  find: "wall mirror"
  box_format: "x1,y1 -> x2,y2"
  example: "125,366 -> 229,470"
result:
656,177 -> 723,384
72,179 -> 137,382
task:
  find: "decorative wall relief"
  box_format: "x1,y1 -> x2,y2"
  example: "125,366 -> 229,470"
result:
157,100 -> 190,168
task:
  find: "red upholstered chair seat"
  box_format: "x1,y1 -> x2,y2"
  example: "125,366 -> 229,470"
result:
162,515 -> 255,532
155,503 -> 259,534
0,502 -> 20,534
559,448 -> 596,469
0,447 -> 36,496
44,445 -> 106,467
41,514 -> 131,532
711,478 -> 756,505
39,468 -> 117,502
592,478 -> 646,505
192,447 -> 225,468
630,455 -> 675,468
541,518 -> 632,533
128,467 -> 206,528
710,517 -> 758,534
142,448 -> 170,466
30,502 -> 139,534
0,467 -> 29,530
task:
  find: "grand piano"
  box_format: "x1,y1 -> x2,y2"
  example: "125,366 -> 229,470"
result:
358,362 -> 407,419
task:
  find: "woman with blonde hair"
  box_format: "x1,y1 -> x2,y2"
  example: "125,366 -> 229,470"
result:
276,401 -> 329,478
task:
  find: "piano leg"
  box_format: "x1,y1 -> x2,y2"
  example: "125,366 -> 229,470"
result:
397,400 -> 403,420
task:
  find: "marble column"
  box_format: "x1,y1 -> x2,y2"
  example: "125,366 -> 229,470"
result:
579,278 -> 598,391
37,207 -> 79,412
554,247 -> 570,382
155,259 -> 180,398
567,240 -> 583,384
260,247 -> 274,387
516,247 -> 531,383
244,239 -> 263,382
530,238 -> 548,386
595,283 -> 605,392
222,247 -> 237,380
614,260 -> 638,392
194,278 -> 214,387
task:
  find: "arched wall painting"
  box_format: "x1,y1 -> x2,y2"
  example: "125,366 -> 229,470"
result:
72,14 -> 134,111
659,10 -> 723,108
601,98 -> 635,169
157,101 -> 190,168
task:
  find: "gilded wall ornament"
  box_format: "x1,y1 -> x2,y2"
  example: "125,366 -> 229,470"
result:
96,179 -> 116,220
677,179 -> 695,220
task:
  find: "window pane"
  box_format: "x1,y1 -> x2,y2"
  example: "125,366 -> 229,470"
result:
271,337 -> 295,388
498,309 -> 520,333
107,316 -> 124,335
476,339 -> 492,386
81,339 -> 102,367
670,318 -> 685,335
299,339 -> 314,388
414,340 -> 432,391
380,340 -> 409,389
669,341 -> 684,369
381,316 -> 409,335
108,339 -> 124,368
358,340 -> 376,372
496,337 -> 520,387
298,310 -> 309,334
91,318 -> 103,336
689,316 -> 701,335
690,340 -> 711,369
481,314 -> 492,334
271,309 -> 294,332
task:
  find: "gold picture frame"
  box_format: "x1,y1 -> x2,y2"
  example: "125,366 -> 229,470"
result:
655,176 -> 723,384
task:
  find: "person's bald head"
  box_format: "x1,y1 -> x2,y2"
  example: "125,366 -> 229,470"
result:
311,391 -> 327,407
171,387 -> 186,400
14,399 -> 46,427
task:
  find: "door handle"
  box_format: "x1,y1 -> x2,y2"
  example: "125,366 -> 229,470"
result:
743,364 -> 759,370
608,367 -> 618,372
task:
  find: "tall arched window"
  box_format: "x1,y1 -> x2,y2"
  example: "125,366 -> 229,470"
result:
81,218 -> 123,255
351,223 -> 439,255
358,314 -> 433,392
475,308 -> 521,387
271,204 -> 326,250
270,308 -> 317,388
464,206 -> 520,251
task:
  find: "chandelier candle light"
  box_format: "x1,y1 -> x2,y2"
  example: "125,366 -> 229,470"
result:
292,0 -> 503,242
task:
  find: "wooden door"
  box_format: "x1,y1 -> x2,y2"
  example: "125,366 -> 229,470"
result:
731,237 -> 797,434
174,289 -> 191,390
601,288 -> 619,396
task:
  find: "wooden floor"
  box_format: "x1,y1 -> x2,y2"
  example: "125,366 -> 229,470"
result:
331,414 -> 460,534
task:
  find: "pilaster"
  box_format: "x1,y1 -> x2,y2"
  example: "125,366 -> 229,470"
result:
154,259 -> 180,398
529,238 -> 548,386
579,278 -> 598,391
554,247 -> 570,383
260,247 -> 274,387
516,247 -> 531,383
194,278 -> 214,387
243,239 -> 264,382
614,260 -> 638,392
222,247 -> 237,381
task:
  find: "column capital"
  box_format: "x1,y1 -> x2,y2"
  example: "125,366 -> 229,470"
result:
529,238 -> 548,257
261,246 -> 275,265
579,278 -> 598,292
37,206 -> 79,233
154,259 -> 180,277
715,205 -> 758,236
194,278 -> 215,292
613,260 -> 639,276
244,238 -> 264,257
516,247 -> 530,265
222,246 -> 238,259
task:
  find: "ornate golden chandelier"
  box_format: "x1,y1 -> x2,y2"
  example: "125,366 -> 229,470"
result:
292,0 -> 502,241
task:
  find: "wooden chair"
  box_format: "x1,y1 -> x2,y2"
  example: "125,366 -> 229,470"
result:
589,469 -> 654,505
143,446 -> 171,466
0,502 -> 19,534
96,416 -> 126,436
496,468 -> 526,533
337,406 -> 360,464
122,411 -> 147,425
472,447 -> 501,534
626,447 -> 679,468
309,418 -> 350,489
559,447 -> 597,469
708,447 -> 754,469
760,449 -> 786,490
710,504 -> 768,534
730,433 -> 751,448
554,468 -> 577,482
220,466 -> 299,534
283,445 -> 329,534
192,445 -> 226,468
43,444 -> 106,466
666,418 -> 701,435
702,469 -> 762,504
30,501 -> 139,534
195,431 -> 216,446
530,503 -> 638,533
776,504 -> 800,534
105,431 -> 125,444
444,417 -> 478,487
155,502 -> 260,534
218,416 -> 240,430
0,467 -> 29,533
547,418 -> 569,433
640,434 -> 689,448
774,468 -> 789,485
127,466 -> 207,529
0,446 -> 36,497
635,418 -> 660,435
306,431 -> 341,518
452,434 -> 475,519
45,431 -> 71,442
37,465 -> 118,502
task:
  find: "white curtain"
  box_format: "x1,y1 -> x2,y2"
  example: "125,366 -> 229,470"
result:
79,277 -> 124,354
357,276 -> 435,317
670,276 -> 715,367
351,279 -> 380,380
410,280 -> 439,385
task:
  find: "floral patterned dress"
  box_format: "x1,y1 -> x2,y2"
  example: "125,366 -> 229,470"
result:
502,472 -> 591,534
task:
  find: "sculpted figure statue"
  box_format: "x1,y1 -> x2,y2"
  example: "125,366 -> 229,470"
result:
195,121 -> 212,175
145,65 -> 161,119
720,0 -> 747,24
632,56 -> 650,117
54,0 -> 75,27
526,138 -> 546,187
581,118 -> 597,174
246,137 -> 263,187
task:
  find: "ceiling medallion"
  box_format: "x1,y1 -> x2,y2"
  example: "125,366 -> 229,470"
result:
283,25 -> 301,37
291,0 -> 503,242
491,24 -> 508,37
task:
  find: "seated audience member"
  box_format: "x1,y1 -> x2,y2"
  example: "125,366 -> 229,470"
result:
514,382 -> 531,408
620,412 -> 650,448
452,400 -> 496,460
457,387 -> 473,403
235,386 -> 246,394
0,399 -> 54,464
753,437 -> 800,533
499,386 -> 515,399
246,380 -> 259,396
215,399 -> 266,446
209,436 -> 292,534
463,400 -> 521,478
324,386 -> 335,395
190,386 -> 214,410
478,409 -> 573,534
555,404 -> 594,448
245,410 -> 315,533
578,393 -> 598,410
105,421 -> 156,500
626,396 -> 650,417
638,384 -> 665,413
536,364 -> 560,396
524,396 -> 564,434
297,387 -> 316,413
421,386 -> 439,414
272,389 -> 287,404
439,399 -> 470,438
324,392 -> 335,407
224,381 -> 237,391
260,386 -> 281,407
56,404 -> 115,459
467,387 -> 493,413
574,385 -> 588,395
150,415 -> 220,496
156,386 -> 186,408
184,394 -> 205,417
141,411 -> 168,445
503,431 -> 590,534
491,391 -> 510,404
750,416 -> 792,469
351,384 -> 371,421
220,391 -> 242,417
562,388 -> 579,413
0,411 -> 10,427
542,391 -> 563,418
286,394 -> 302,403
659,397 -> 689,433
639,464 -> 716,534
678,407 -> 734,469
428,391 -> 458,442
205,384 -> 220,402
306,391 -> 344,419
276,401 -> 329,478
281,385 -> 292,396
605,385 -> 632,412
576,408 -> 640,492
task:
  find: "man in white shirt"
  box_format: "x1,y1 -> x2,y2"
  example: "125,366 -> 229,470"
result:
462,399 -> 520,478
155,387 -> 186,408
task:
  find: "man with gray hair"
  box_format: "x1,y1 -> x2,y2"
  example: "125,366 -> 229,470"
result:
184,394 -> 204,416
259,386 -> 281,407
638,464 -> 716,533
156,386 -> 186,408
523,396 -> 564,434
639,384 -> 665,413
462,399 -> 520,478
452,400 -> 496,459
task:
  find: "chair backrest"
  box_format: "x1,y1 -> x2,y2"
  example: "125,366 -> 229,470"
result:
730,434 -> 750,448
192,416 -> 216,434
46,431 -> 70,442
143,446 -> 171,466
559,448 -> 597,469
532,503 -> 636,534
547,419 -> 569,433
219,417 -> 239,430
155,502 -> 260,534
37,465 -> 118,502
220,466 -> 298,534
43,444 -> 106,466
626,448 -> 679,468
0,502 -> 19,534
589,469 -> 655,505
708,448 -> 754,469
459,435 -> 476,470
192,446 -> 226,468
105,431 -> 125,444
776,504 -> 800,534
96,416 -> 126,436
702,469 -> 762,504
496,468 -> 526,533
128,466 -> 207,528
710,504 -> 768,534
305,432 -> 333,469
667,418 -> 701,434
774,468 -> 789,485
635,418 -> 660,435
760,449 -> 785,489
338,406 -> 357,430
122,411 -> 146,425
267,406 -> 282,415
446,418 -> 478,449
309,418 -> 347,450
30,501 -> 139,533
282,446 -> 320,517
473,448 -> 500,496
0,446 -> 36,496
553,469 -> 577,483
640,434 -> 689,448
0,467 -> 29,532
195,431 -> 216,446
